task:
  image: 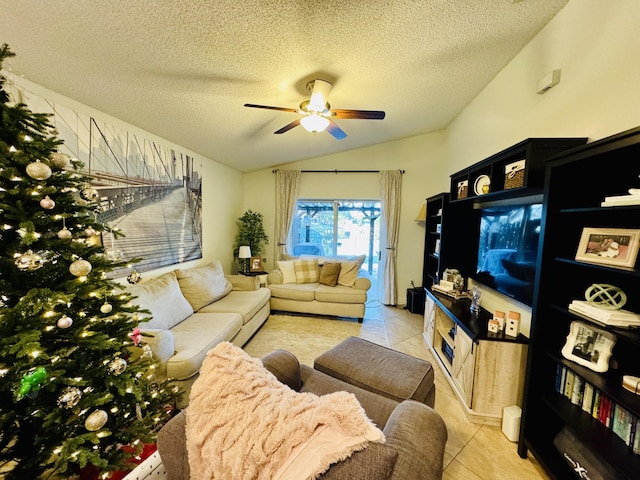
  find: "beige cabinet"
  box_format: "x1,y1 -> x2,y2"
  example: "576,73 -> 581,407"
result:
423,290 -> 527,425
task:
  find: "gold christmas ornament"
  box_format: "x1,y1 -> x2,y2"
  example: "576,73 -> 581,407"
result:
84,227 -> 96,237
56,316 -> 73,329
85,409 -> 108,431
57,386 -> 82,409
108,358 -> 127,375
57,228 -> 72,240
26,160 -> 52,180
81,188 -> 99,201
15,250 -> 44,271
49,152 -> 71,169
69,259 -> 92,277
39,195 -> 55,209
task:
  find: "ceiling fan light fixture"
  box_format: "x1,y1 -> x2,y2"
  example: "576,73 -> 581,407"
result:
300,114 -> 330,133
307,79 -> 333,112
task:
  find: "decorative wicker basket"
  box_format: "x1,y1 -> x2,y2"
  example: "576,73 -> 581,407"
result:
457,180 -> 468,199
504,160 -> 526,189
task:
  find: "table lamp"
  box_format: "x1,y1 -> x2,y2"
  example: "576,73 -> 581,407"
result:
238,246 -> 252,274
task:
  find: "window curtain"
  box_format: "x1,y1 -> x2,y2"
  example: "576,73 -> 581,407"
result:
274,170 -> 301,261
378,170 -> 402,305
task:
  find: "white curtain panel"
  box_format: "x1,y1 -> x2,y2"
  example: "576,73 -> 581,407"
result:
378,170 -> 402,305
274,170 -> 301,262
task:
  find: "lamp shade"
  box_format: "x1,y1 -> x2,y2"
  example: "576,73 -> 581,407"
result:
300,114 -> 330,133
415,203 -> 427,222
238,246 -> 252,259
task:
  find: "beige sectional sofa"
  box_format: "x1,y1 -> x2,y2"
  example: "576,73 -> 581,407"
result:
128,261 -> 270,407
267,256 -> 371,322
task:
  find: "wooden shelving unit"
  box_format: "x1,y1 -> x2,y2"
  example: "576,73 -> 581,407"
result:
422,193 -> 478,289
449,138 -> 587,204
519,126 -> 640,479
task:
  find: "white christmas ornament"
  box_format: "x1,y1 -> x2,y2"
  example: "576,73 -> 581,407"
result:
81,188 -> 99,201
26,160 -> 52,180
57,316 -> 73,329
100,303 -> 113,314
39,196 -> 55,209
69,259 -> 92,276
84,227 -> 96,237
49,152 -> 71,169
85,409 -> 108,431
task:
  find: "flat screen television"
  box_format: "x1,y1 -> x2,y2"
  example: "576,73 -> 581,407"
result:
475,203 -> 542,306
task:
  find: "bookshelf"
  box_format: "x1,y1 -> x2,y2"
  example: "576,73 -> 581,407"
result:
519,126 -> 640,479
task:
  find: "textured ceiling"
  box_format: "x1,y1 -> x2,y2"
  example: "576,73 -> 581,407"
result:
0,0 -> 569,172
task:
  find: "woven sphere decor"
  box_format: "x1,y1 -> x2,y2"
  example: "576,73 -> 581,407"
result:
585,283 -> 627,310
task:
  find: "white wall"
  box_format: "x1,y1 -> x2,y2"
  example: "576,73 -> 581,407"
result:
243,130 -> 449,305
445,0 -> 640,335
7,75 -> 245,276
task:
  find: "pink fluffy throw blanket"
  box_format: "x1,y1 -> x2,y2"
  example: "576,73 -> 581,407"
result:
186,342 -> 384,480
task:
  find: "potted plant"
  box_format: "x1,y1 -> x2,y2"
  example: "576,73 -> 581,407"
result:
234,210 -> 269,271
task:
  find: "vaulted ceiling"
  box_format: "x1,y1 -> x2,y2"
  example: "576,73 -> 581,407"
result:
0,1 -> 569,172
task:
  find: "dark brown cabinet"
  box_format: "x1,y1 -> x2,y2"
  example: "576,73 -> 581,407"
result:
519,127 -> 640,479
449,138 -> 587,203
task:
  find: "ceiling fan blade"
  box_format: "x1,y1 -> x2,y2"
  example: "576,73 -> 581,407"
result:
274,119 -> 301,134
326,120 -> 347,140
244,103 -> 299,114
331,109 -> 385,120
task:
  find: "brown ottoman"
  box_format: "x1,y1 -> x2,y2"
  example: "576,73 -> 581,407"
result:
314,336 -> 435,408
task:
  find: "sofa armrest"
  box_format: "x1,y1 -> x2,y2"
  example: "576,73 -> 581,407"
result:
354,276 -> 371,291
267,269 -> 284,285
225,274 -> 259,291
261,349 -> 302,391
139,328 -> 175,364
157,410 -> 190,480
383,400 -> 447,480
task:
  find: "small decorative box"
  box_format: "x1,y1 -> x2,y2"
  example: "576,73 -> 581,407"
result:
504,159 -> 526,189
493,311 -> 506,331
457,180 -> 469,199
488,319 -> 501,333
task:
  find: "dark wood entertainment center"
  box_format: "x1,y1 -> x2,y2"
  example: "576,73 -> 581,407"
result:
423,129 -> 640,478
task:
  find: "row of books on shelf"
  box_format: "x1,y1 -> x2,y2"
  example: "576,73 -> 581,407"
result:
555,364 -> 640,455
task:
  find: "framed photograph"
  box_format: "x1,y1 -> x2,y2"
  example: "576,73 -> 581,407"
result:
249,256 -> 263,272
575,227 -> 640,269
561,321 -> 616,373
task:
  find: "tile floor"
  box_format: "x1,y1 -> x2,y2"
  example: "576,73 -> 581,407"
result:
244,304 -> 551,480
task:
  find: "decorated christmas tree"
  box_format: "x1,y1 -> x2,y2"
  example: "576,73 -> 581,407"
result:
0,44 -> 176,479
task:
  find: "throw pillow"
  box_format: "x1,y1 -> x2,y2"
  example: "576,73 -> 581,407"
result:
338,261 -> 359,287
175,261 -> 233,311
294,258 -> 320,284
187,342 -> 384,480
319,262 -> 341,287
129,271 -> 193,330
277,260 -> 297,284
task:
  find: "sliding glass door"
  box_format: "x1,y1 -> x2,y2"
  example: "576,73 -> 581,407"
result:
289,200 -> 381,278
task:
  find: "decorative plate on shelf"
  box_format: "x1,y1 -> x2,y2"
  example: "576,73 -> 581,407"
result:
474,175 -> 491,195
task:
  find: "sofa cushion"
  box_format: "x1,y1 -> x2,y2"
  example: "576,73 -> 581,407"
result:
129,271 -> 193,330
319,262 -> 341,287
175,261 -> 233,311
338,261 -> 360,287
277,260 -> 297,284
294,258 -> 320,284
315,284 -> 368,304
198,288 -> 271,325
268,282 -> 317,301
167,312 -> 243,380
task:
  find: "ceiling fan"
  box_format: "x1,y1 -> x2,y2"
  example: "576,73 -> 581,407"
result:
244,79 -> 385,140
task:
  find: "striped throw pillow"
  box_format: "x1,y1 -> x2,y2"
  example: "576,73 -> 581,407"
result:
294,258 -> 320,284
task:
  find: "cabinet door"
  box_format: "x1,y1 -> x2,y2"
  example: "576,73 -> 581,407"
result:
452,328 -> 475,408
423,295 -> 436,346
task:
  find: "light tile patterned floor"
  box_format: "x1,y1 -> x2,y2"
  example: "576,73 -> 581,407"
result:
244,305 -> 550,480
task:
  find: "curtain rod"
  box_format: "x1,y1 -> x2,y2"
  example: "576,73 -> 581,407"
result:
272,169 -> 405,174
